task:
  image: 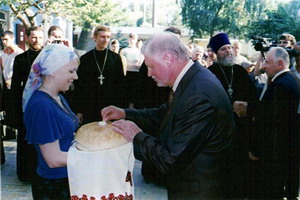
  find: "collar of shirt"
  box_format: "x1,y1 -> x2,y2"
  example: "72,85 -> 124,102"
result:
172,59 -> 194,92
3,47 -> 14,54
271,68 -> 290,82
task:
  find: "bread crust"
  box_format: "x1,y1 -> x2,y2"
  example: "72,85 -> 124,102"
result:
74,121 -> 128,151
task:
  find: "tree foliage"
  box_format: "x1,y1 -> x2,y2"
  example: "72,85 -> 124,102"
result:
0,0 -> 126,49
181,0 -> 267,38
181,0 -> 299,41
246,0 -> 300,41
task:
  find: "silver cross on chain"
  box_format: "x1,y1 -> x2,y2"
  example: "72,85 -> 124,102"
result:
98,74 -> 105,85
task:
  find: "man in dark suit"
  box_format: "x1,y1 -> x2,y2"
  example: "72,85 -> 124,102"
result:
235,47 -> 300,199
102,32 -> 236,200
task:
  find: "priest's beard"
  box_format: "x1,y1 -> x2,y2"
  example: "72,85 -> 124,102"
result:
218,55 -> 236,66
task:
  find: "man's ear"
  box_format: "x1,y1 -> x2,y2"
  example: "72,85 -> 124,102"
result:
277,59 -> 285,70
163,52 -> 174,65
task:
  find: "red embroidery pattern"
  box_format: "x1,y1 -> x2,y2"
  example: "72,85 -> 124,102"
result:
71,193 -> 133,200
125,171 -> 133,187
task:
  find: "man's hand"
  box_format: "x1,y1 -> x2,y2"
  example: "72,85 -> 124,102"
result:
112,120 -> 142,142
45,36 -> 69,47
101,105 -> 125,122
233,101 -> 248,117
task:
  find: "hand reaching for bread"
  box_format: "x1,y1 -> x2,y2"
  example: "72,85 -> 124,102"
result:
112,120 -> 142,142
101,106 -> 126,121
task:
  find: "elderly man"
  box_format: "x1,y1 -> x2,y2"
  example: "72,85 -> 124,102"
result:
232,41 -> 253,71
102,32 -> 236,200
237,47 -> 300,199
10,26 -> 44,182
207,33 -> 258,198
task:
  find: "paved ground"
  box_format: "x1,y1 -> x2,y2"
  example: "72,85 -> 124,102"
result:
2,140 -> 299,200
1,139 -> 168,200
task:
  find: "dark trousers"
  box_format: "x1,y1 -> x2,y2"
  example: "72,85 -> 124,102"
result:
1,123 -> 5,164
17,126 -> 37,182
32,175 -> 70,200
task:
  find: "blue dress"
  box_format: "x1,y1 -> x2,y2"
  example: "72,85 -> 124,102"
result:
24,90 -> 79,179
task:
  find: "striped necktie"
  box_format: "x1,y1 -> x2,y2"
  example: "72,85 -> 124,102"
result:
159,90 -> 174,131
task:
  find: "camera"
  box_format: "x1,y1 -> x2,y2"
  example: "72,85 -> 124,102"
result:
52,40 -> 63,44
250,36 -> 276,52
251,35 -> 299,57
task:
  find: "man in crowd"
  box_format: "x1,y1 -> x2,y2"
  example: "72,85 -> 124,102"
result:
0,30 -> 24,89
0,31 -> 24,142
120,32 -> 144,108
232,41 -> 253,71
120,32 -> 144,73
72,25 -> 127,124
278,33 -> 296,49
101,32 -> 235,200
236,47 -> 300,199
10,26 -> 44,182
191,45 -> 207,67
205,44 -> 217,67
291,41 -> 300,79
278,33 -> 296,69
45,25 -> 69,46
208,32 -> 258,198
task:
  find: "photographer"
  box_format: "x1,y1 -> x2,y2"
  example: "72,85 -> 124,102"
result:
45,25 -> 69,47
291,41 -> 300,79
278,33 -> 296,69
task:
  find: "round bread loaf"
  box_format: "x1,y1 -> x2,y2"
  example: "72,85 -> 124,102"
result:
74,121 -> 128,151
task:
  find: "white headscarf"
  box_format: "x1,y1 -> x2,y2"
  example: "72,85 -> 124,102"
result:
22,44 -> 78,112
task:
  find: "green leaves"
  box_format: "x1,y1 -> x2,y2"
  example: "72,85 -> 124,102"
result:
1,0 -> 126,31
181,0 -> 299,41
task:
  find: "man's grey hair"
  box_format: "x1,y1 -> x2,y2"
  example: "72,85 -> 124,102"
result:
270,47 -> 290,69
141,32 -> 190,62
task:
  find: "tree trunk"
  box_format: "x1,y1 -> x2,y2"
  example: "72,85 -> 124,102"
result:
75,23 -> 92,50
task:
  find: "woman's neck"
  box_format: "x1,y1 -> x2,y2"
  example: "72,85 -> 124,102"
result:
39,85 -> 59,100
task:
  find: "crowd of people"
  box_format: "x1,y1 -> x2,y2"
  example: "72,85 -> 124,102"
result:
0,24 -> 299,200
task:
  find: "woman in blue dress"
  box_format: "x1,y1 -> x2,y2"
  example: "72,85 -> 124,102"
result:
22,44 -> 79,199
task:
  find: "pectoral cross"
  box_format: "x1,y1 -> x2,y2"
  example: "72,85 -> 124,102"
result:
228,85 -> 233,97
98,74 -> 105,85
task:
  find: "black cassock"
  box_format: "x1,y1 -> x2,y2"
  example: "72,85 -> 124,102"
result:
208,63 -> 258,198
10,49 -> 41,182
72,48 -> 128,124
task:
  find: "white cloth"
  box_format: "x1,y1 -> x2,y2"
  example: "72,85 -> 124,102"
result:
67,142 -> 135,199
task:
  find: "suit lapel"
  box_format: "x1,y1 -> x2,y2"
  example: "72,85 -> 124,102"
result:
172,62 -> 202,105
160,62 -> 201,131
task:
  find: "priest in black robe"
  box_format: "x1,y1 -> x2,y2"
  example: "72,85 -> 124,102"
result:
72,25 -> 128,125
10,26 -> 44,182
207,33 -> 258,199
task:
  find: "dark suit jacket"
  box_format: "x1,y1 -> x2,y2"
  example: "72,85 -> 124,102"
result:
125,61 -> 235,199
248,71 -> 300,198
